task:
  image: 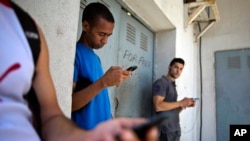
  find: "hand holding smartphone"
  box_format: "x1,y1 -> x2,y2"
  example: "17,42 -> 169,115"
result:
132,113 -> 171,140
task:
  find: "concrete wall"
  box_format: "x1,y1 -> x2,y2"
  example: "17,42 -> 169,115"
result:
13,0 -> 80,117
201,0 -> 250,141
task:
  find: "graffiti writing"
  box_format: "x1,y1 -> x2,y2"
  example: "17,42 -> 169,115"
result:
122,50 -> 151,68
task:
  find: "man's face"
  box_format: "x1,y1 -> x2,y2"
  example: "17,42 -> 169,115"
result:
169,62 -> 184,79
83,18 -> 114,49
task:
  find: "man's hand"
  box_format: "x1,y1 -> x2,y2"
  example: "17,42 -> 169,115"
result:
100,66 -> 132,87
83,118 -> 158,141
180,97 -> 195,108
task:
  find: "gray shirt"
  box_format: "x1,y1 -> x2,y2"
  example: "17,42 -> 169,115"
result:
153,75 -> 181,134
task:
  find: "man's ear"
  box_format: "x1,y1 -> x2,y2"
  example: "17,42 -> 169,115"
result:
82,21 -> 89,32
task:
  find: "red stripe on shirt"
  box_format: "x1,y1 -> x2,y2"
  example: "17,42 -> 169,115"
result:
0,0 -> 11,8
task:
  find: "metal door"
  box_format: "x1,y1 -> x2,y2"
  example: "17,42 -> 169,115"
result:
215,48 -> 250,141
114,10 -> 154,118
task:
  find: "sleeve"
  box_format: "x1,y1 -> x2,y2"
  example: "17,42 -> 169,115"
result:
73,48 -> 80,83
153,78 -> 167,97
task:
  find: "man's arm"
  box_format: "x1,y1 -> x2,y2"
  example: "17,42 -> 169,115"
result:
72,66 -> 132,111
72,77 -> 106,111
153,96 -> 194,112
153,96 -> 183,112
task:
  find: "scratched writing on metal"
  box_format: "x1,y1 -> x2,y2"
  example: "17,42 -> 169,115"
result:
122,50 -> 150,68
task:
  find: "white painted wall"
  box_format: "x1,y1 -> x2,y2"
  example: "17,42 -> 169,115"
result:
13,0 -> 81,117
153,0 -> 200,141
201,0 -> 250,141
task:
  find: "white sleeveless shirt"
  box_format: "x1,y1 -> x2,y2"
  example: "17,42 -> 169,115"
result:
0,1 -> 40,140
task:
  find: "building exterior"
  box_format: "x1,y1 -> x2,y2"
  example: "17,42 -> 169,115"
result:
14,0 -> 250,141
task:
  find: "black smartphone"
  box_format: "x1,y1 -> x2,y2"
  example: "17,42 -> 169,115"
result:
132,113 -> 171,139
126,66 -> 138,71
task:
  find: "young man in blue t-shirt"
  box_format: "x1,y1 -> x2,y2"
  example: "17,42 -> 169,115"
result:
71,2 -> 132,130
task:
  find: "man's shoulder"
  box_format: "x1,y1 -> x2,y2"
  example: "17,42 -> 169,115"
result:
76,42 -> 87,50
75,42 -> 95,59
154,75 -> 170,84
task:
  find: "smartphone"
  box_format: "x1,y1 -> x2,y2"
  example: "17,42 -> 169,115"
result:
132,113 -> 171,139
194,98 -> 199,101
126,66 -> 138,71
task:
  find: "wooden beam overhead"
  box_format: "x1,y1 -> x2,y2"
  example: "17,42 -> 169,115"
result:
185,0 -> 220,42
188,5 -> 207,24
195,20 -> 216,42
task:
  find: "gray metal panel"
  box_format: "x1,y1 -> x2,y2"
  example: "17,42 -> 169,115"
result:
215,48 -> 250,141
114,10 -> 154,118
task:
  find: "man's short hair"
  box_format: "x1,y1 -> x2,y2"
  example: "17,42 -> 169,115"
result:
82,2 -> 114,25
169,58 -> 185,66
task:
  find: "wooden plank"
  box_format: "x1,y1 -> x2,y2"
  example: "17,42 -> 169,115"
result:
211,3 -> 220,22
188,1 -> 215,8
188,5 -> 207,24
195,20 -> 216,42
186,0 -> 220,41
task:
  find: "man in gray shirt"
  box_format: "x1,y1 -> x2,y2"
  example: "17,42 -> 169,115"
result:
153,58 -> 196,141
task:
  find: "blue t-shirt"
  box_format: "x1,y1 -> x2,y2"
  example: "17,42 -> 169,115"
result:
71,42 -> 111,130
